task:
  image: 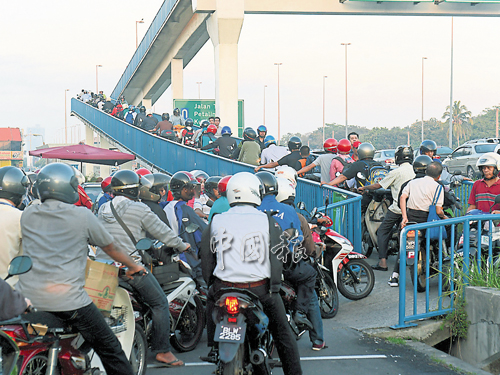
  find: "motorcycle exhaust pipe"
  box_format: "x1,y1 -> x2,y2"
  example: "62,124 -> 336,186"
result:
250,348 -> 267,365
46,343 -> 61,375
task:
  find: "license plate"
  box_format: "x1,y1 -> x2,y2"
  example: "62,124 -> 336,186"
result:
215,322 -> 246,343
406,241 -> 415,250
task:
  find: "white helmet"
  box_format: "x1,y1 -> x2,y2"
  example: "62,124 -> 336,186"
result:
476,152 -> 500,169
275,166 -> 297,188
276,177 -> 296,203
226,172 -> 263,207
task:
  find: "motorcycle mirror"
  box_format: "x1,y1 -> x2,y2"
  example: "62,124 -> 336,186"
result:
185,223 -> 199,234
136,238 -> 153,251
310,207 -> 317,218
297,201 -> 306,211
495,195 -> 500,205
6,256 -> 32,280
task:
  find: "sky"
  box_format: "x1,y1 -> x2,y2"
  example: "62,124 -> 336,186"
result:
2,0 -> 500,147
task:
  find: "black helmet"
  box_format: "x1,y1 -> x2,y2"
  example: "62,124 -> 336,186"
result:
111,170 -> 149,200
357,143 -> 375,160
204,176 -> 222,200
0,166 -> 29,206
420,140 -> 437,156
139,106 -> 146,113
139,174 -> 160,202
36,163 -> 79,204
170,171 -> 198,199
413,155 -> 433,174
185,118 -> 194,127
288,136 -> 302,151
243,127 -> 257,141
173,108 -> 180,115
201,120 -> 210,128
255,171 -> 278,196
149,173 -> 171,195
161,113 -> 169,121
395,145 -> 414,165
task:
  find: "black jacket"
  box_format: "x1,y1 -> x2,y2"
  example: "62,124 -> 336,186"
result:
0,278 -> 27,320
201,135 -> 237,158
134,113 -> 147,128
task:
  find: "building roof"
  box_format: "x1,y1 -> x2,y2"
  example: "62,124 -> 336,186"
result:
0,128 -> 22,142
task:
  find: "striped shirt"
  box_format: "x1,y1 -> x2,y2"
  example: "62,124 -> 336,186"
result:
468,179 -> 500,213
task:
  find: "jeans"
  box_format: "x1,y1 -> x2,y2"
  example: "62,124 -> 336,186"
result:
206,279 -> 303,375
307,291 -> 324,344
126,271 -> 171,353
376,210 -> 401,259
52,303 -> 133,375
283,260 -> 317,312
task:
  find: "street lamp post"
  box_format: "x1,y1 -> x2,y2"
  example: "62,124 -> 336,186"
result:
422,57 -> 427,142
341,43 -> 351,138
96,65 -> 102,94
323,76 -> 328,144
64,89 -> 70,143
449,18 -> 454,148
263,85 -> 267,126
196,82 -> 202,99
136,19 -> 144,49
274,63 -> 282,145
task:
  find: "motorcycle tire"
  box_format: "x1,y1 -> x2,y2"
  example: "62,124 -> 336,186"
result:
170,295 -> 205,352
316,272 -> 339,319
337,259 -> 375,300
130,326 -> 147,375
409,250 -> 426,293
220,344 -> 245,375
21,354 -> 51,375
361,225 -> 374,258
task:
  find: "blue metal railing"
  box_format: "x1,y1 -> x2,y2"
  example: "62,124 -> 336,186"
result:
71,98 -> 363,253
393,213 -> 500,329
111,0 -> 180,100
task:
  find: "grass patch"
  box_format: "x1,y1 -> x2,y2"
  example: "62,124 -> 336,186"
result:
385,337 -> 406,345
431,356 -> 475,375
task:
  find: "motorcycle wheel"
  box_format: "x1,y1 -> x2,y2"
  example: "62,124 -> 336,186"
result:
220,344 -> 245,375
337,259 -> 375,300
409,250 -> 426,293
170,295 -> 205,352
361,224 -> 374,258
21,354 -> 52,375
130,326 -> 147,375
316,273 -> 339,319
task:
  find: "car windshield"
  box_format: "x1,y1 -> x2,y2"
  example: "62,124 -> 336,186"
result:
383,150 -> 395,157
84,186 -> 102,202
437,147 -> 453,155
475,144 -> 497,154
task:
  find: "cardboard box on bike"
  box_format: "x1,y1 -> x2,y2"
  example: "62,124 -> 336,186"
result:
84,259 -> 118,315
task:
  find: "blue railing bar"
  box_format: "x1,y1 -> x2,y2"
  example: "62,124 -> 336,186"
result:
438,227 -> 443,312
404,308 -> 453,323
425,231 -> 430,314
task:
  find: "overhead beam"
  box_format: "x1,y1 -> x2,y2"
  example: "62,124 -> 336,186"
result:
193,0 -> 500,17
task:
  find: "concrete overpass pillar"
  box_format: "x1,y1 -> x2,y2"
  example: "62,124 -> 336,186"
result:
84,125 -> 94,176
99,135 -> 111,178
142,98 -> 152,111
171,58 -> 184,100
207,0 -> 244,134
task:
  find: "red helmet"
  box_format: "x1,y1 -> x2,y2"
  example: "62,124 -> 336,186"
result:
337,139 -> 351,154
101,176 -> 112,193
136,168 -> 152,176
323,138 -> 338,153
207,125 -> 217,135
218,175 -> 232,195
353,141 -> 362,150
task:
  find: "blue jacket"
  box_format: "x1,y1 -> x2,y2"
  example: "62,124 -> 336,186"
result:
97,193 -> 113,211
257,195 -> 303,251
209,196 -> 231,222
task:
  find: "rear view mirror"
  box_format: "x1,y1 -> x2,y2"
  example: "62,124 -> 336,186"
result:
7,256 -> 32,280
185,223 -> 199,234
297,202 -> 306,211
495,195 -> 500,205
136,238 -> 153,251
310,207 -> 318,218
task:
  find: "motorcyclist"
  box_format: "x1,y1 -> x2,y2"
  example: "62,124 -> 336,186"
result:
237,127 -> 261,166
133,105 -> 147,128
190,170 -> 211,220
96,176 -> 113,212
193,119 -> 209,145
170,107 -> 184,126
358,145 -> 415,271
140,173 -> 171,229
256,171 -> 313,330
198,124 -> 218,148
256,125 -> 267,150
259,135 -> 289,170
208,175 -> 231,222
199,126 -> 237,158
0,166 -> 29,284
151,113 -> 173,134
255,136 -> 303,172
204,176 -> 222,207
329,139 -> 354,180
296,138 -> 338,182
467,152 -> 500,214
199,172 -> 303,375
419,140 -> 469,184
17,163 -> 144,375
142,111 -> 159,131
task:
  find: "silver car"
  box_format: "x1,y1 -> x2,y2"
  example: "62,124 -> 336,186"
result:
443,143 -> 498,179
374,149 -> 395,166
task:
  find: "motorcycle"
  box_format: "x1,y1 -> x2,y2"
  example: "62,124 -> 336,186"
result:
126,231 -> 205,353
212,287 -> 275,375
298,202 -> 375,301
0,256 -> 145,375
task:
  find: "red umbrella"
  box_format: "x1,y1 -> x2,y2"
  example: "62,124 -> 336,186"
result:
29,144 -> 135,166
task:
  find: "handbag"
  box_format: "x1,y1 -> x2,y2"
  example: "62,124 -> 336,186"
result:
427,185 -> 448,240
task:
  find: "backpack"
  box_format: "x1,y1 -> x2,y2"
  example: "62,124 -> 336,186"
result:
360,161 -> 389,187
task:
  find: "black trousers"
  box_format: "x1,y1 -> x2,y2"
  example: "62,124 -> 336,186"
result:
52,303 -> 133,375
206,279 -> 303,375
376,210 -> 401,259
283,260 -> 317,313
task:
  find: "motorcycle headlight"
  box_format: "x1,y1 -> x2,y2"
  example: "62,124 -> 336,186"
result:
334,236 -> 353,248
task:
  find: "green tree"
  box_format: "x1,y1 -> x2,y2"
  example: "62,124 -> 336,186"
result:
442,101 -> 472,146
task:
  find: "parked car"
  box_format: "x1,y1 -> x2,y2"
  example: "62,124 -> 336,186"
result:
463,138 -> 500,145
443,143 -> 498,179
82,182 -> 102,204
374,149 -> 395,166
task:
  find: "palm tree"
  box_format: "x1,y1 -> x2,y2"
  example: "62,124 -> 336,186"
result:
442,101 -> 472,147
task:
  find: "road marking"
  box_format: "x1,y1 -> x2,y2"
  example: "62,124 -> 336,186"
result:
147,354 -> 387,368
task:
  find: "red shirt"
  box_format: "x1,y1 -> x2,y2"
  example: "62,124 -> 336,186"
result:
75,185 -> 92,209
468,178 -> 500,213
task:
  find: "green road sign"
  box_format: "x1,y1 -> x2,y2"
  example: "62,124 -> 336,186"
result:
173,99 -> 245,137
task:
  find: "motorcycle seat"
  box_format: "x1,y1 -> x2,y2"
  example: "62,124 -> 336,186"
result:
23,311 -> 74,334
372,188 -> 391,201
